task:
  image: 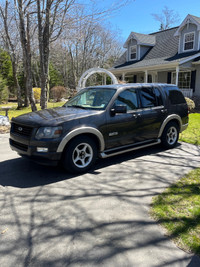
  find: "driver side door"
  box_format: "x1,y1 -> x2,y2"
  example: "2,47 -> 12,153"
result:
105,88 -> 143,149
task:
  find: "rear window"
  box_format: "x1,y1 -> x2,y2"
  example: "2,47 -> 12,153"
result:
169,90 -> 186,104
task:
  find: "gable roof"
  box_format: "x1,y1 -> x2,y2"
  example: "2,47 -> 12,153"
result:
123,32 -> 156,48
113,24 -> 200,71
174,14 -> 200,36
114,27 -> 179,70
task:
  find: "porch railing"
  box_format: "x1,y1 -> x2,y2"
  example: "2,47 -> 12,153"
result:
180,88 -> 193,98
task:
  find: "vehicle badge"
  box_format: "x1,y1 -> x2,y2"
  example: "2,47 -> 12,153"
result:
18,127 -> 23,131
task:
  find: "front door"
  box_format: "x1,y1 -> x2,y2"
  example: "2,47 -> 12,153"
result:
105,88 -> 143,149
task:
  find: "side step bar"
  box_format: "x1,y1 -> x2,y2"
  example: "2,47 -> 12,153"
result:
100,139 -> 161,159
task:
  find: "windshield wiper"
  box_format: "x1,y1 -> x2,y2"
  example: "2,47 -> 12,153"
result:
67,105 -> 86,109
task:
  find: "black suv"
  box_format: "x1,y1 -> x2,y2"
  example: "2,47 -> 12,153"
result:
10,83 -> 188,173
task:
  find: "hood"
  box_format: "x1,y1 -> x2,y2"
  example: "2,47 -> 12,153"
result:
12,106 -> 103,127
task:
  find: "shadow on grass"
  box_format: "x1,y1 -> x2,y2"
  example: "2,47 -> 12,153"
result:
151,172 -> 200,256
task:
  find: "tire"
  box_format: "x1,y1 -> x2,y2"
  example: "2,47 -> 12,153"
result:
62,136 -> 97,173
161,122 -> 179,149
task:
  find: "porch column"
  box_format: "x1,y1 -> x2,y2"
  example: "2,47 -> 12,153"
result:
152,71 -> 158,83
122,72 -> 126,81
176,66 -> 179,86
144,70 -> 148,83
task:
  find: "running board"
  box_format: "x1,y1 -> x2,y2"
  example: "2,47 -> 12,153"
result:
100,139 -> 161,159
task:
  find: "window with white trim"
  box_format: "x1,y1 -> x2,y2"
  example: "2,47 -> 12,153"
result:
130,45 -> 137,60
172,71 -> 191,88
184,32 -> 195,51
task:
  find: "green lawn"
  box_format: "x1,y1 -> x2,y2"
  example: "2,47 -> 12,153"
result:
0,102 -> 65,120
179,113 -> 200,145
151,169 -> 200,255
151,112 -> 200,256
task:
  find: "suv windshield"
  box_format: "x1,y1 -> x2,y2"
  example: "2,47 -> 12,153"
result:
64,88 -> 116,110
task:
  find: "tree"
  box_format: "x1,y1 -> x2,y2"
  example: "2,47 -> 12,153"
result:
0,0 -> 23,108
152,6 -> 180,30
15,0 -> 37,111
36,0 -> 75,109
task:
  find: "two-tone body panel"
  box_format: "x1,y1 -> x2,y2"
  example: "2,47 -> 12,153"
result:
9,83 -> 189,167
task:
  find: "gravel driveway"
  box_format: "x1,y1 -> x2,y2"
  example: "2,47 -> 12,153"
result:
0,134 -> 200,267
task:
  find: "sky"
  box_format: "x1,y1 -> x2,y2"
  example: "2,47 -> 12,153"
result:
103,0 -> 200,42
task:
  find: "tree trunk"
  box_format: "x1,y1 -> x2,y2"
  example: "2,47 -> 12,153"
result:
17,0 -> 36,111
12,60 -> 23,109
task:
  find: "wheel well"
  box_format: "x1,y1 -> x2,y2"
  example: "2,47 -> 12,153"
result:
62,133 -> 101,154
165,119 -> 180,131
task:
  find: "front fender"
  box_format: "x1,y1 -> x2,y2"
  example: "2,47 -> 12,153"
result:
57,127 -> 105,153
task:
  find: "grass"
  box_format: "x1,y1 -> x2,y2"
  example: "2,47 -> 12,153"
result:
0,102 -> 200,254
151,168 -> 200,256
0,101 -> 65,120
151,112 -> 200,256
179,113 -> 200,145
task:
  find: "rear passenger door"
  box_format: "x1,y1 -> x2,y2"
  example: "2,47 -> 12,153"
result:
138,86 -> 166,140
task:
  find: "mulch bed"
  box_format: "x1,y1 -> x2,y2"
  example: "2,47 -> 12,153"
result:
0,126 -> 10,134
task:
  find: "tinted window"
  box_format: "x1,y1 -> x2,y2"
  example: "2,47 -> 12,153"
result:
154,87 -> 163,106
64,88 -> 116,110
115,89 -> 138,111
169,90 -> 186,104
140,88 -> 156,108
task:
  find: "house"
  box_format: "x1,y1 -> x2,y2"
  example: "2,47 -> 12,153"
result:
110,14 -> 200,97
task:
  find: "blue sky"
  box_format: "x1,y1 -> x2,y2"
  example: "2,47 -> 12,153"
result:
104,0 -> 200,41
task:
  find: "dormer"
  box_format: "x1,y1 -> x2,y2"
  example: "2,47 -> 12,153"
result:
123,32 -> 156,62
174,14 -> 200,54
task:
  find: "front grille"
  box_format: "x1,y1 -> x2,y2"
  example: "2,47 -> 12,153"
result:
10,139 -> 28,152
11,123 -> 33,137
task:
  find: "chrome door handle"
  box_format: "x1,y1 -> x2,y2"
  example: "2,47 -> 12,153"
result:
132,113 -> 141,118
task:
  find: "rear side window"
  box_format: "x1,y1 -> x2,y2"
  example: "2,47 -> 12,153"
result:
140,88 -> 157,108
169,90 -> 186,104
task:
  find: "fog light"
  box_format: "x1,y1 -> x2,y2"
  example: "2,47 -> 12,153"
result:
37,147 -> 48,153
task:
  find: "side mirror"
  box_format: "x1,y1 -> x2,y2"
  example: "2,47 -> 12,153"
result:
110,105 -> 127,115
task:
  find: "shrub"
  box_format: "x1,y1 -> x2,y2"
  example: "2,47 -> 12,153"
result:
185,97 -> 195,112
50,86 -> 67,102
0,75 -> 9,103
33,87 -> 41,103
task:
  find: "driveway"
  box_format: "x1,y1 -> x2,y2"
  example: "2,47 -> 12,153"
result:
0,134 -> 200,267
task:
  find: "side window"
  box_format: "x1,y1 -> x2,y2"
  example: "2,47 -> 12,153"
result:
115,89 -> 138,111
169,90 -> 186,104
154,87 -> 163,106
140,88 -> 157,108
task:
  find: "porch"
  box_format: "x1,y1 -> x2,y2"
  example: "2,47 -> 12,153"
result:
113,66 -> 195,98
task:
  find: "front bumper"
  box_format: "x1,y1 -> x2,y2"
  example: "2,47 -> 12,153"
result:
10,132 -> 62,166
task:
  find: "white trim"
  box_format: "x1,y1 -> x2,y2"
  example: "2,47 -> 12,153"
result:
175,66 -> 179,86
178,37 -> 181,54
129,45 -> 137,61
110,62 -> 179,74
144,70 -> 148,83
183,31 -> 195,52
174,14 -> 200,36
138,45 -> 141,60
124,32 -> 139,48
199,31 -> 200,50
180,52 -> 200,64
171,70 -> 191,88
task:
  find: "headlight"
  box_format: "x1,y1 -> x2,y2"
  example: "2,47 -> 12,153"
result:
35,126 -> 63,140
